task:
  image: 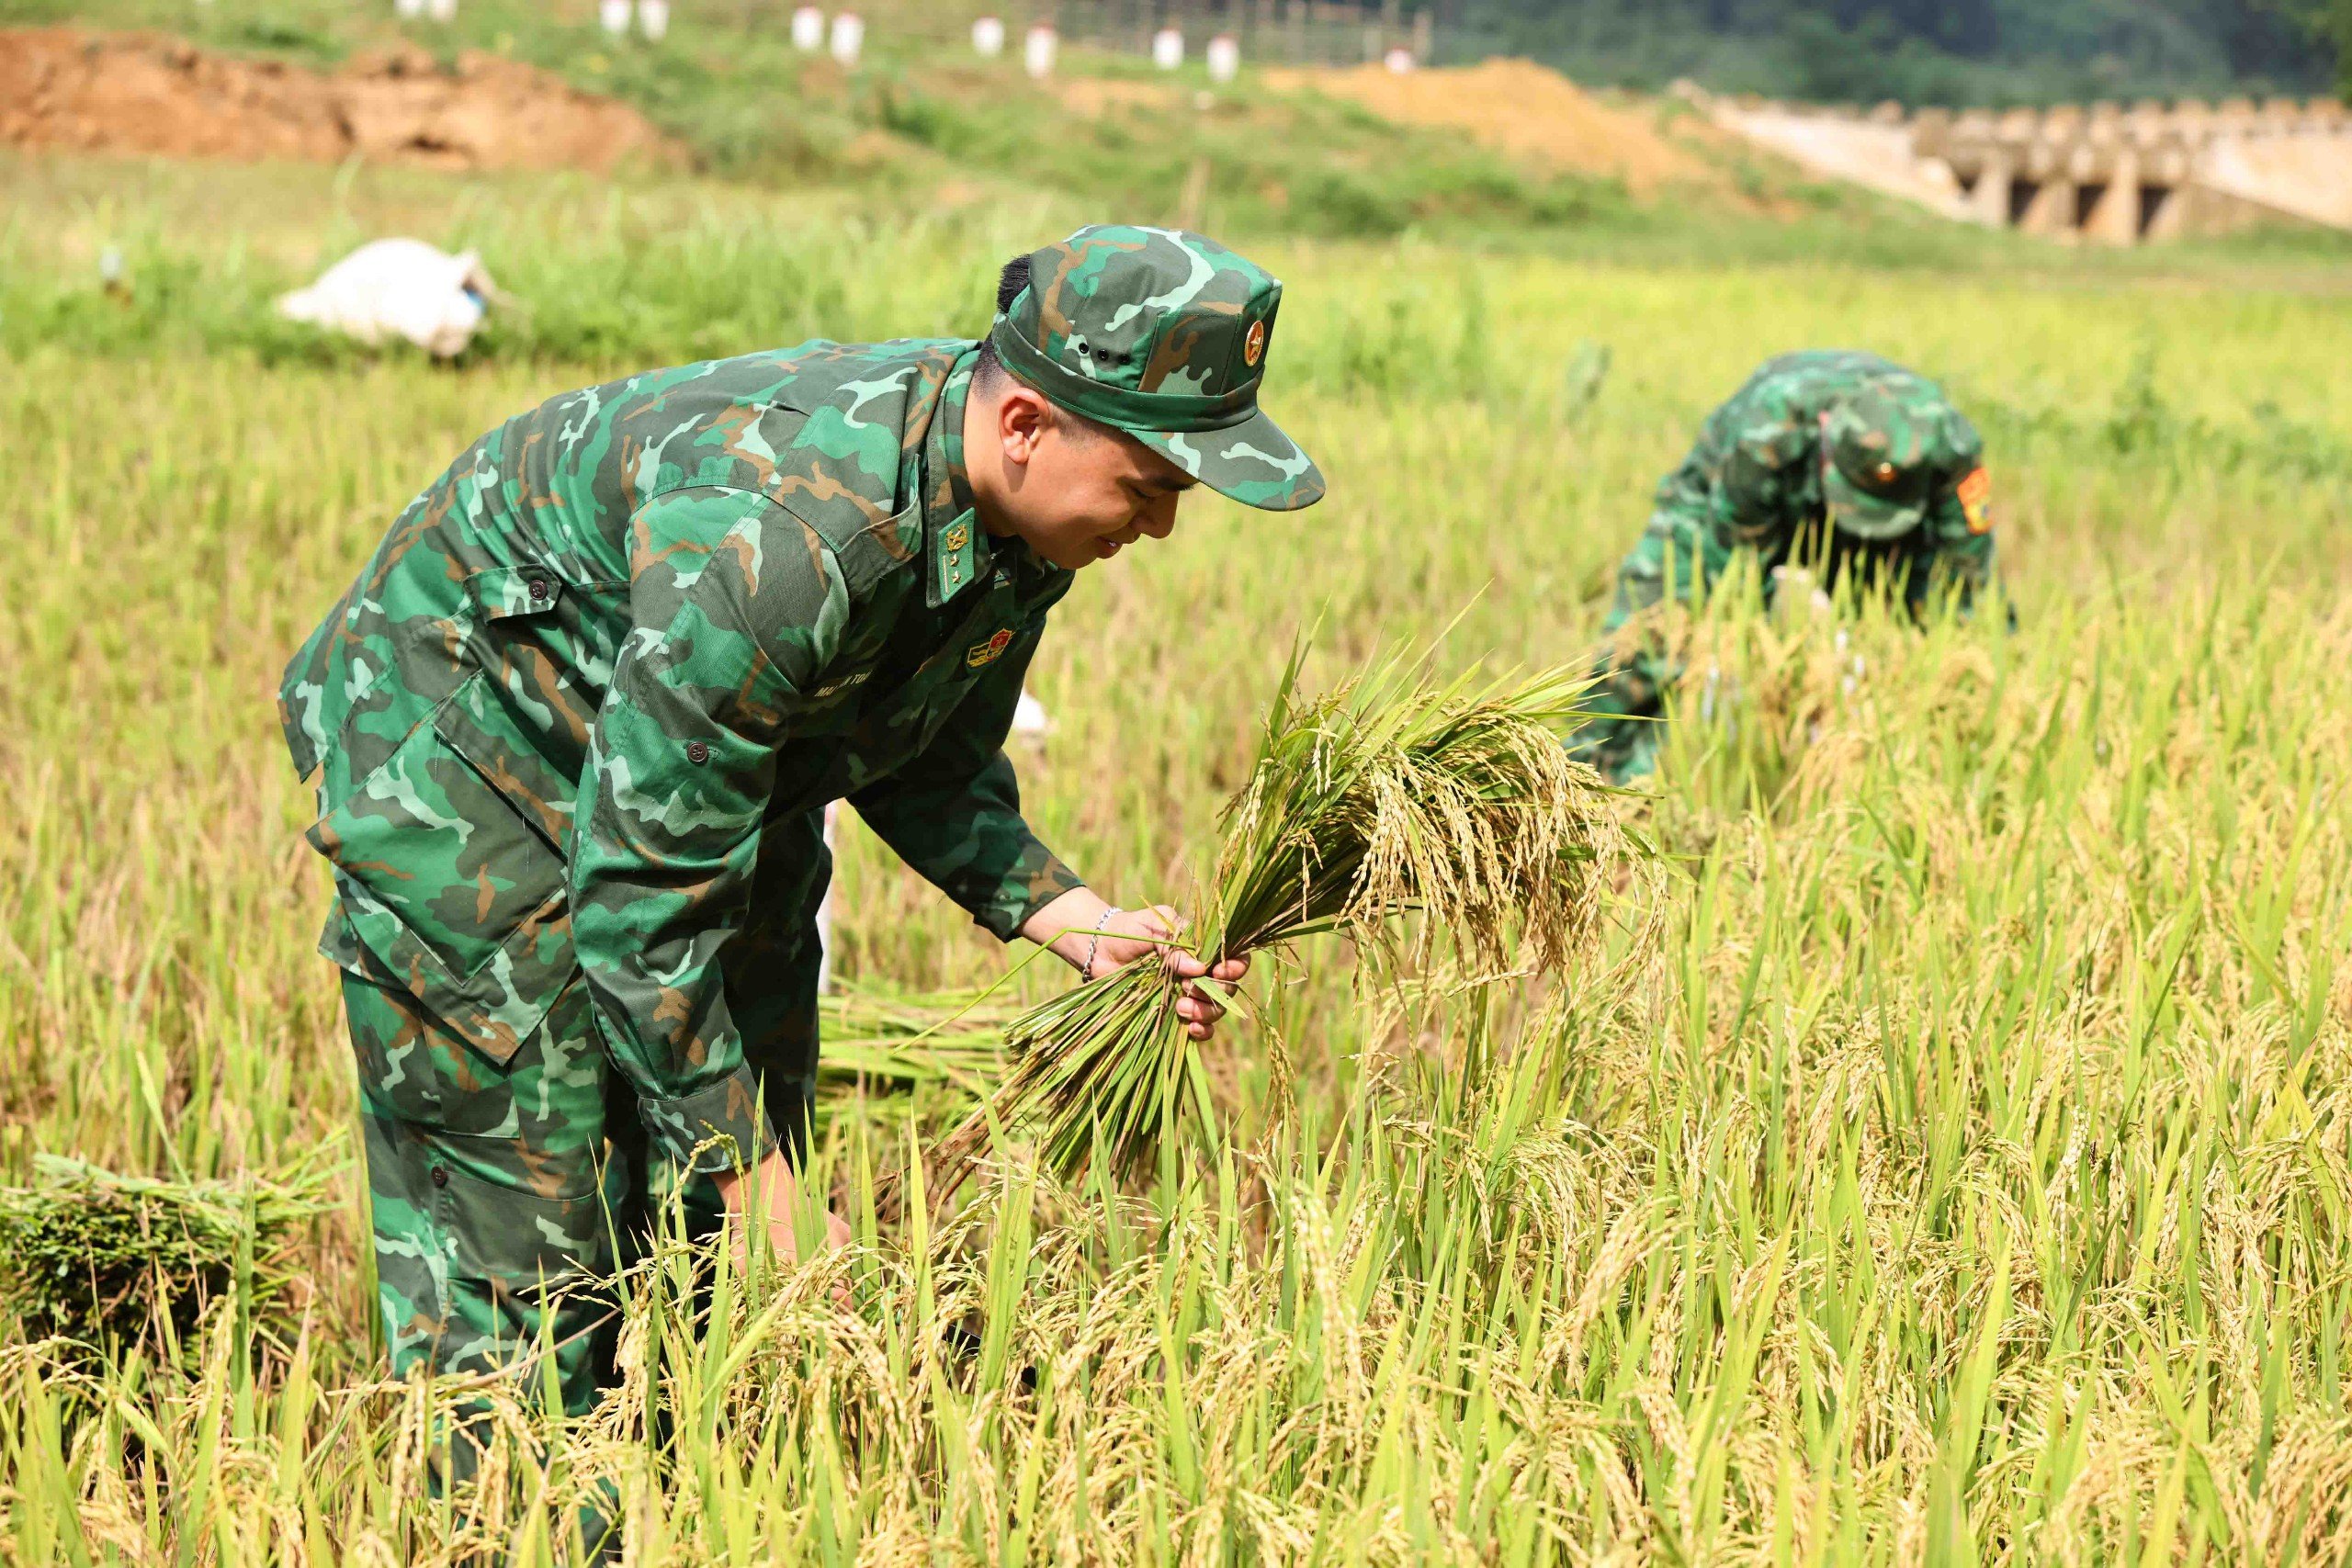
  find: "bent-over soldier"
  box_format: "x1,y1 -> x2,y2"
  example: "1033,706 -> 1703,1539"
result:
1570,349 -> 2000,782
277,226 -> 1321,1416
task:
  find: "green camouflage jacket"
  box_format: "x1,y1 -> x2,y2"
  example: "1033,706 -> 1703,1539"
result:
1606,349 -> 1997,632
280,340 -> 1080,1172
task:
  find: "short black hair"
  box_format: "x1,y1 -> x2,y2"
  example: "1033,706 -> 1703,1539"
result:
995,253 -> 1031,312
972,253 -> 1030,387
971,251 -> 1107,444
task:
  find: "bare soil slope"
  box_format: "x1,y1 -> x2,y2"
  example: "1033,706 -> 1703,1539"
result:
0,28 -> 685,173
1267,58 -> 1704,194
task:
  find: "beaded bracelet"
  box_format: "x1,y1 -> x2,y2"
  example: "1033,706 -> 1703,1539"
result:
1082,906 -> 1124,981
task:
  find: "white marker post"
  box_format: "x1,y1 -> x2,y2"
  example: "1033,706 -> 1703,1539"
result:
790,6 -> 824,51
1205,32 -> 1238,84
597,0 -> 628,33
1023,22 -> 1057,79
1384,45 -> 1414,73
829,10 -> 864,65
972,14 -> 1004,56
638,0 -> 670,40
1152,26 -> 1184,69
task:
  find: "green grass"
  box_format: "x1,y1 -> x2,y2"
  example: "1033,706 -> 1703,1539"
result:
0,0 -> 1635,240
28,0 -> 2352,273
3,141 -> 2352,1561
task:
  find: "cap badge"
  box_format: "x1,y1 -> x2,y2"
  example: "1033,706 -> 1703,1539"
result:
1243,320 -> 1267,369
1871,461 -> 1898,486
967,628 -> 1015,670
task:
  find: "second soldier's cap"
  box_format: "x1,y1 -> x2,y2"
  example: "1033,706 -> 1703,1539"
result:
1819,373 -> 1983,541
989,225 -> 1324,512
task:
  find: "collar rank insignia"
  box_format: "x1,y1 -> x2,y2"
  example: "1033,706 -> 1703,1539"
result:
967,628 -> 1014,670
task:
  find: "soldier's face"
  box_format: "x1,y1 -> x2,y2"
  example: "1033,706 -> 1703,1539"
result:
983,391 -> 1198,571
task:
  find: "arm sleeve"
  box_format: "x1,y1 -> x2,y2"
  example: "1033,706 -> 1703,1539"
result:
1610,425 -> 1792,627
849,624 -> 1083,942
570,485 -> 842,1174
1608,502 -> 1728,627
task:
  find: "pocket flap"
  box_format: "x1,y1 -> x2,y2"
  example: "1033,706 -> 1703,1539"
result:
305,670 -> 576,1067
335,880 -> 571,1064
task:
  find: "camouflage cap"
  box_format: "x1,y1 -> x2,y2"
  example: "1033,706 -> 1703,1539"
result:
989,224 -> 1324,512
1818,373 -> 1983,541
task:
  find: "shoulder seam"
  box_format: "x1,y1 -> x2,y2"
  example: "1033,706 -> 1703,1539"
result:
632,480 -> 849,561
635,479 -> 795,514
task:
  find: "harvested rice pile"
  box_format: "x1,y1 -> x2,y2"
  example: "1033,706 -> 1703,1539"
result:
0,1155 -> 335,1355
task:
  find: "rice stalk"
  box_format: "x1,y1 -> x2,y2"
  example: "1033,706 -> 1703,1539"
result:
815,981 -> 1016,1097
809,982 -> 1017,1140
927,648 -> 1643,1192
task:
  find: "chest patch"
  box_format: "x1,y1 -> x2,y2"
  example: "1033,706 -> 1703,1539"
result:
967,628 -> 1015,670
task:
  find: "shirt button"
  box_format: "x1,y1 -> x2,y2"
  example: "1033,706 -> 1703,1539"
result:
686,740 -> 710,765
527,577 -> 553,603
429,1166 -> 448,1189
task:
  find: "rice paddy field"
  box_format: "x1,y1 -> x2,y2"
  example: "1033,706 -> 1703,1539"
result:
6,140 -> 2352,1564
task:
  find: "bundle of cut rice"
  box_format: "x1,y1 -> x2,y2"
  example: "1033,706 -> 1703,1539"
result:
0,1153 -> 336,1356
927,650 -> 1638,1192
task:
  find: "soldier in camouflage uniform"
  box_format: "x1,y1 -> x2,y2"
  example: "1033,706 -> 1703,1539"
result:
278,226 -> 1319,1419
1570,350 -> 2000,783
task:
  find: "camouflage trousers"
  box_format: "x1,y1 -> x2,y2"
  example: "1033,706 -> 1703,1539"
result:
341,812 -> 831,1417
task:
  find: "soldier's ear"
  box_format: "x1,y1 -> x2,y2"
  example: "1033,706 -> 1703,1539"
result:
997,387 -> 1052,467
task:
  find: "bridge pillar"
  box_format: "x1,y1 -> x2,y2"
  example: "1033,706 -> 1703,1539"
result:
2013,166 -> 2069,241
1970,152 -> 2015,226
2082,149 -> 2143,244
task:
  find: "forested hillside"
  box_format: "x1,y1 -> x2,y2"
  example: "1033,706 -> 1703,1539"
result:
1443,0 -> 2339,105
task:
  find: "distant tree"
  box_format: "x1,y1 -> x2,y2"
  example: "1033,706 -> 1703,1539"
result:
2252,0 -> 2352,91
1443,0 -> 2335,100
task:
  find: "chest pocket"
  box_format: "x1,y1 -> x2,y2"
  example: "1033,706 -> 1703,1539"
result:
305,569 -> 592,1065
831,575 -> 1022,795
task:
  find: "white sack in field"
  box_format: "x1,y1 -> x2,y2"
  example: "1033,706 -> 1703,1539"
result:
277,238 -> 498,358
1012,690 -> 1051,736
817,800 -> 842,995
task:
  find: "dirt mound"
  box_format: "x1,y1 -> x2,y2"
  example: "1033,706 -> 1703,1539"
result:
0,28 -> 686,174
1268,58 -> 1702,194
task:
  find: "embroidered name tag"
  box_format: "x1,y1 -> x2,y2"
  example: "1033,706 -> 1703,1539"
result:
967,628 -> 1014,670
811,669 -> 872,699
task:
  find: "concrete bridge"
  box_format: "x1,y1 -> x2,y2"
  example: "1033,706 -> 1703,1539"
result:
1681,85 -> 2352,243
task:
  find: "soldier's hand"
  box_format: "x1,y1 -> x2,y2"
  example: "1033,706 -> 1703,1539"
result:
1023,891 -> 1249,1043
714,1150 -> 853,1283
1105,906 -> 1248,1043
